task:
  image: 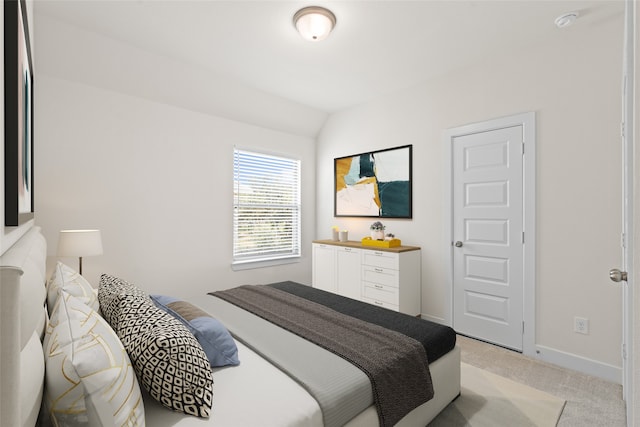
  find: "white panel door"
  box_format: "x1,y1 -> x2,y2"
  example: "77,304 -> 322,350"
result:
453,125 -> 524,351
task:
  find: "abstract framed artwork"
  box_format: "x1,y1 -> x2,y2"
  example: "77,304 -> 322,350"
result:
334,145 -> 412,218
4,0 -> 34,226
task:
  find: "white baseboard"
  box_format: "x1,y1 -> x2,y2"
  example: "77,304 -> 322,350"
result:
418,314 -> 621,385
534,345 -> 622,384
421,313 -> 447,325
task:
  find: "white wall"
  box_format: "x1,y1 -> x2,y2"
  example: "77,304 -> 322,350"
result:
32,12 -> 322,295
31,11 -> 327,294
317,15 -> 624,378
36,75 -> 316,296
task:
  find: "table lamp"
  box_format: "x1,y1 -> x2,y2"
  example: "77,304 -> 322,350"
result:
57,229 -> 103,275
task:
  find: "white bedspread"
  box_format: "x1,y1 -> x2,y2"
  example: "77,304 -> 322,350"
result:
143,339 -> 324,427
143,292 -> 460,427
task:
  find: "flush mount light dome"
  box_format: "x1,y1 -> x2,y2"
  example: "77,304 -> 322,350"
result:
555,12 -> 578,28
294,6 -> 336,41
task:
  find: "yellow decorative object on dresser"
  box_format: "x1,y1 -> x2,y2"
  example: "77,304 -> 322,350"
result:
361,237 -> 401,248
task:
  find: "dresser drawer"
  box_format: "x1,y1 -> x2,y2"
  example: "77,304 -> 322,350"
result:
362,266 -> 399,287
362,251 -> 398,270
361,296 -> 399,312
312,240 -> 421,315
362,282 -> 399,305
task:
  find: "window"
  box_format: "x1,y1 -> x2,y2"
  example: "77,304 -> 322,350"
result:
233,148 -> 301,267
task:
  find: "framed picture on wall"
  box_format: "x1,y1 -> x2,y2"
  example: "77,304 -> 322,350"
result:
4,0 -> 35,226
334,145 -> 412,218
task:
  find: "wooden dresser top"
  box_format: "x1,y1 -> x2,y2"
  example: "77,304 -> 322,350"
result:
312,239 -> 421,253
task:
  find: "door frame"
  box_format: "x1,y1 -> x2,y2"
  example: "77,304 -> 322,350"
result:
622,0 -> 634,421
443,112 -> 536,357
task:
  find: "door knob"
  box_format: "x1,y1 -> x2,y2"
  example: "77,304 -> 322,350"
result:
454,241 -> 463,248
609,269 -> 628,282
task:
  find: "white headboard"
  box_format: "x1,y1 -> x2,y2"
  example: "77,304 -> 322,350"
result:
0,226 -> 47,426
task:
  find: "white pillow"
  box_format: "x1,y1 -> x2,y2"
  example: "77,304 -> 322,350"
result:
47,262 -> 99,311
43,291 -> 145,426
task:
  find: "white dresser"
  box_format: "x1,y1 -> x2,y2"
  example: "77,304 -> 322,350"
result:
312,240 -> 421,315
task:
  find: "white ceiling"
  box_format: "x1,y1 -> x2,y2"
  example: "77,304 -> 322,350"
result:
34,0 -> 624,113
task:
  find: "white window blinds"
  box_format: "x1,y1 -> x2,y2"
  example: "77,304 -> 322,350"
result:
233,148 -> 301,264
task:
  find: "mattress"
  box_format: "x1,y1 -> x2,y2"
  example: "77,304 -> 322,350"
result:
143,336 -> 460,427
143,288 -> 460,427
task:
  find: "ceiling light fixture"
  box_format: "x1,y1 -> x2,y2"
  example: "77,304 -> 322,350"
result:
554,12 -> 578,28
293,6 -> 336,42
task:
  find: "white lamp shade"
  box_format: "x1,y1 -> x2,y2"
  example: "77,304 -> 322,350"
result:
294,7 -> 336,42
57,230 -> 103,257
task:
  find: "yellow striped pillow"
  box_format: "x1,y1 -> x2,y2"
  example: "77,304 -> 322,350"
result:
43,291 -> 145,426
46,262 -> 99,311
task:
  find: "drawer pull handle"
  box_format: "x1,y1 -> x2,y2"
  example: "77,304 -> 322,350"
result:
374,301 -> 383,306
374,268 -> 383,273
375,284 -> 383,289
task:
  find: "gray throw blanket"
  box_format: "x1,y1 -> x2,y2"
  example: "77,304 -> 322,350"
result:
212,285 -> 433,427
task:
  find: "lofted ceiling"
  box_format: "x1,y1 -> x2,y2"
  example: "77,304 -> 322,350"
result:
34,0 -> 625,113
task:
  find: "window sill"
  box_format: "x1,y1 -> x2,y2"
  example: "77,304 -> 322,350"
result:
231,255 -> 301,271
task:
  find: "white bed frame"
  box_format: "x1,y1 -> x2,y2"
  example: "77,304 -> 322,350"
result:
0,226 -> 48,426
0,226 -> 460,427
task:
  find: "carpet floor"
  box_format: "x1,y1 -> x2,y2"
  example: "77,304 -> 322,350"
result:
453,335 -> 627,426
429,363 -> 565,426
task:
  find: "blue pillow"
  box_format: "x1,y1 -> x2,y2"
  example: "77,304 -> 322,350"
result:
150,294 -> 240,367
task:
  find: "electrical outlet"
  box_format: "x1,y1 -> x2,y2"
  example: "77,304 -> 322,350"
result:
574,317 -> 589,335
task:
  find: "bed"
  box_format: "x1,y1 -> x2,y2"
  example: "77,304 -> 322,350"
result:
0,226 -> 460,427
